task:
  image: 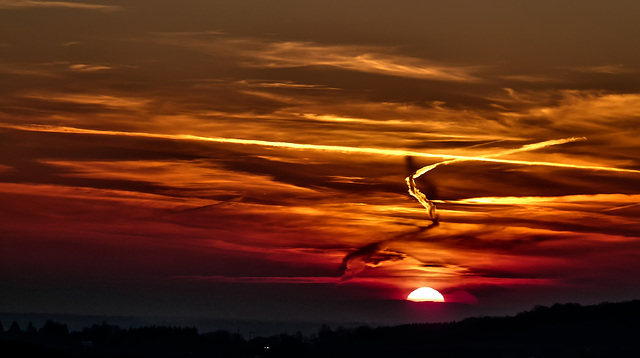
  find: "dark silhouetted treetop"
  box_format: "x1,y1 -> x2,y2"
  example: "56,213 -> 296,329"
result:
39,320 -> 70,337
0,300 -> 639,357
8,321 -> 21,335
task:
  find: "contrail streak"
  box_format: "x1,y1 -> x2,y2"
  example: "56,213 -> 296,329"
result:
341,223 -> 439,279
406,137 -> 587,221
601,202 -> 640,212
3,123 -> 639,174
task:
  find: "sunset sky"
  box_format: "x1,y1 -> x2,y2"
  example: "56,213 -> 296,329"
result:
1,0 -> 640,325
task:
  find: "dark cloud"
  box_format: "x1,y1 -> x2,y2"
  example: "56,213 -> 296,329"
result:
340,223 -> 440,279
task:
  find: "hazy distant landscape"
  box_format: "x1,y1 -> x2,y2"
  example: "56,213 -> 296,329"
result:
0,300 -> 491,338
2,300 -> 640,357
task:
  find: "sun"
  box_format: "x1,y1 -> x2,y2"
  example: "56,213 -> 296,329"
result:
407,287 -> 445,302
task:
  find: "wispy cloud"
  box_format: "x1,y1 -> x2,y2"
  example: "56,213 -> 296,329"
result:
0,0 -> 122,11
569,64 -> 633,74
68,64 -> 114,72
500,74 -> 559,83
20,93 -> 150,110
234,79 -> 340,90
406,137 -> 585,222
0,182 -> 212,208
174,275 -> 340,284
4,123 -> 637,173
42,159 -> 316,199
155,33 -> 481,82
490,90 -> 640,147
0,62 -> 61,77
245,41 -> 481,82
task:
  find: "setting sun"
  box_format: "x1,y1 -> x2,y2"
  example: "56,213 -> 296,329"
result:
407,287 -> 445,302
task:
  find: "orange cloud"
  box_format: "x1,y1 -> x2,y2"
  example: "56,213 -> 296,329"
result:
569,64 -> 632,74
154,33 -> 481,82
20,93 -> 149,110
0,0 -> 121,11
68,64 -> 114,72
4,123 -> 637,174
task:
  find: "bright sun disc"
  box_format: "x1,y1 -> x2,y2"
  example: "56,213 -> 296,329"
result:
407,287 -> 445,302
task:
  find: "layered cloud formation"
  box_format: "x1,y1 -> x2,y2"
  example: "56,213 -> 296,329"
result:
1,0 -> 639,320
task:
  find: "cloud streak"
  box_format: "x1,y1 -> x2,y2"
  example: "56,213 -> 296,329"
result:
174,275 -> 340,284
4,123 -> 637,174
407,137 -> 587,221
340,224 -> 439,279
247,41 -> 480,81
154,34 -> 480,82
0,0 -> 122,11
68,64 -> 114,72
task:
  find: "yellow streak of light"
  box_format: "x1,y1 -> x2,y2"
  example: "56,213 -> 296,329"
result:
405,137 -> 595,221
452,193 -> 640,205
447,194 -> 640,219
3,123 -> 640,174
601,203 -> 640,212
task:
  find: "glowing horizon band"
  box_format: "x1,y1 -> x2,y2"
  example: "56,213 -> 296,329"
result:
2,123 -> 639,174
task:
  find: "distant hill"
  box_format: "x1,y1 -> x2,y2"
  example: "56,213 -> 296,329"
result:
1,300 -> 639,357
365,300 -> 640,357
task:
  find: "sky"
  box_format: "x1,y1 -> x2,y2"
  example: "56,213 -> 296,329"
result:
1,0 -> 640,326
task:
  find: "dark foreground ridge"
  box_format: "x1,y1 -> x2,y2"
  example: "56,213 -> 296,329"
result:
1,300 -> 639,357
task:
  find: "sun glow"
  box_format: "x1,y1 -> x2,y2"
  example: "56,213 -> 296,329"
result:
407,287 -> 445,302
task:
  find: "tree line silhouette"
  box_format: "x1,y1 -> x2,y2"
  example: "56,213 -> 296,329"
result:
1,300 -> 639,357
